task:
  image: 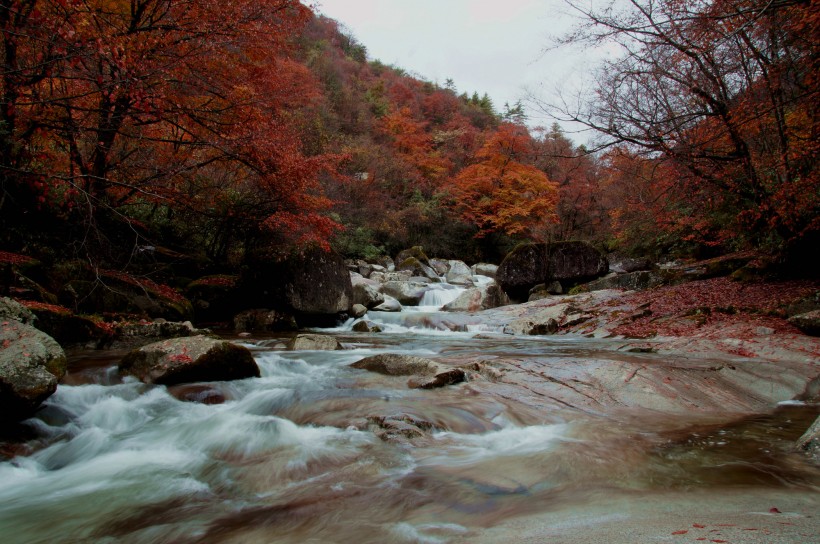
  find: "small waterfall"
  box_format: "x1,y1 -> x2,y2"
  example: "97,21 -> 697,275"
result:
417,283 -> 466,310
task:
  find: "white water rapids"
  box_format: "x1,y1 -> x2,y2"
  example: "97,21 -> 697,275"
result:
1,278 -> 818,543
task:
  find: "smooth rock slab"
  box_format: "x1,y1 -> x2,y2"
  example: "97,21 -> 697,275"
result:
118,336 -> 259,385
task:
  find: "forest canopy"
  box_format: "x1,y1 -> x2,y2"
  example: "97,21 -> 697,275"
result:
1,0 -> 816,275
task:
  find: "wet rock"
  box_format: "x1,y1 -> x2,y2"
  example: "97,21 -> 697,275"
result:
409,368 -> 467,389
472,263 -> 498,278
446,260 -> 474,286
350,304 -> 368,318
233,309 -> 297,333
368,413 -> 437,442
0,320 -> 67,422
351,320 -> 383,333
502,303 -> 570,335
350,274 -> 384,309
497,242 -> 608,302
286,333 -> 343,351
429,258 -> 450,277
443,284 -> 510,312
119,336 -> 259,385
350,354 -> 466,389
788,310 -> 820,336
381,281 -> 428,306
395,257 -> 439,283
351,354 -> 441,376
112,320 -> 211,349
168,384 -> 229,405
372,294 -> 402,312
796,416 -> 819,463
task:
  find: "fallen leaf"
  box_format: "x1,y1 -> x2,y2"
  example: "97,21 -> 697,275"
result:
769,507 -> 781,514
672,529 -> 688,535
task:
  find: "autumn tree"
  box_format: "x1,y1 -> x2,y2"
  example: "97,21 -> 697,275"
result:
1,0 -> 338,263
545,0 -> 819,254
447,123 -> 558,240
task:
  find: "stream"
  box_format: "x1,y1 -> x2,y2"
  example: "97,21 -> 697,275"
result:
1,285 -> 818,543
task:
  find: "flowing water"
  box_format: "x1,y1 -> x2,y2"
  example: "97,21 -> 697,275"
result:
1,293 -> 819,543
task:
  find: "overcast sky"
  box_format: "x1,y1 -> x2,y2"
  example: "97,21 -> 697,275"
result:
314,0 -> 607,141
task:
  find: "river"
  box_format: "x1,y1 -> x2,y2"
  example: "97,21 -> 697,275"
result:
1,291 -> 818,543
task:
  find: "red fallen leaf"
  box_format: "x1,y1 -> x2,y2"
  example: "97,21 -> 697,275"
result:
693,524 -> 707,528
769,507 -> 781,513
672,530 -> 688,535
711,540 -> 728,543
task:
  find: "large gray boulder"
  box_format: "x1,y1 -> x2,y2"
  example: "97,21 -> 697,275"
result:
350,274 -> 385,309
1,320 -> 67,421
381,281 -> 428,306
395,257 -> 440,283
443,284 -> 509,312
446,260 -> 474,286
497,242 -> 608,302
372,294 -> 402,312
118,336 -> 259,385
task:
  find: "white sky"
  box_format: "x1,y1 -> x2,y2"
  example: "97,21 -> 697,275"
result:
314,0 -> 607,141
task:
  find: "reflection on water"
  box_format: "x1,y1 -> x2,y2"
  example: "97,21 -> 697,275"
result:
1,322 -> 818,544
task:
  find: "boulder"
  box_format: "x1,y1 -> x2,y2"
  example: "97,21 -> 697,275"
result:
396,246 -> 431,267
429,258 -> 450,277
443,284 -> 510,312
788,310 -> 820,337
118,336 -> 259,385
374,255 -> 395,272
233,309 -> 298,333
351,320 -> 383,333
395,257 -> 440,283
497,242 -> 608,302
350,304 -> 368,318
286,333 -> 343,351
381,281 -> 428,306
472,263 -> 498,278
0,297 -> 35,325
351,274 -> 385,308
0,320 -> 67,422
111,320 -> 210,349
239,247 -> 352,318
372,294 -> 402,312
446,260 -> 474,286
350,353 -> 466,389
610,257 -> 654,273
579,270 -> 676,293
350,354 -> 442,376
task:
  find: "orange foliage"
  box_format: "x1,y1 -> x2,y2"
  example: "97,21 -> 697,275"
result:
447,123 -> 558,239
